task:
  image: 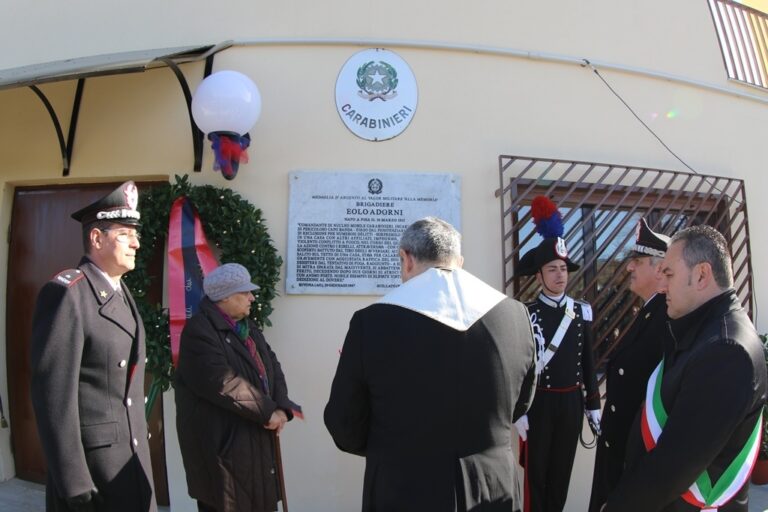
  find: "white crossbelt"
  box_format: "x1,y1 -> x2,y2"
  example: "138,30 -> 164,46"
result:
535,296 -> 575,374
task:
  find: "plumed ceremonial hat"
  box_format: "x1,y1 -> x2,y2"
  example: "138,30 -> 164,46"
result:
516,196 -> 580,277
71,181 -> 141,226
204,263 -> 260,302
630,218 -> 670,258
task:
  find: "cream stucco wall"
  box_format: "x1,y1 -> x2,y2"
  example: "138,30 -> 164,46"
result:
1,1 -> 767,511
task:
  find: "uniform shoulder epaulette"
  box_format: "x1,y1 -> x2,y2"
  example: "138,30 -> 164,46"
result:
576,300 -> 593,321
51,268 -> 85,287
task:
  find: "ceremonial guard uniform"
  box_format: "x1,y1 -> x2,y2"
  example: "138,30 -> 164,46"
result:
588,219 -> 669,512
522,290 -> 600,512
30,182 -> 156,512
515,196 -> 600,512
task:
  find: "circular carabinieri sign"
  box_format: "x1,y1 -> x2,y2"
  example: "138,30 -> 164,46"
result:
335,48 -> 418,141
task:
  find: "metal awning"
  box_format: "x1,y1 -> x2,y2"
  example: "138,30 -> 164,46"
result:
0,42 -> 233,175
0,42 -> 231,90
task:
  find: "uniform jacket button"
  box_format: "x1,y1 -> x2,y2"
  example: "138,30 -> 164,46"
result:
618,368 -> 625,375
126,398 -> 133,406
147,432 -> 152,440
605,440 -> 611,448
610,405 -> 616,412
119,360 -> 127,368
133,438 -> 138,447
145,396 -> 149,404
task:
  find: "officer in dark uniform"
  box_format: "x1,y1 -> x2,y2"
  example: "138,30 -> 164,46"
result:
515,234 -> 601,512
30,181 -> 156,512
587,218 -> 669,512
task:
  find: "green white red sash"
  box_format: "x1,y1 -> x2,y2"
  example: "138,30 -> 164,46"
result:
641,359 -> 762,511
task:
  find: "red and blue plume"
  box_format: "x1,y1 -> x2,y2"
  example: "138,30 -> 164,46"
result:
531,196 -> 564,238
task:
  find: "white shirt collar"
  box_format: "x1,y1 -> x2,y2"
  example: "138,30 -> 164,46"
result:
538,292 -> 567,308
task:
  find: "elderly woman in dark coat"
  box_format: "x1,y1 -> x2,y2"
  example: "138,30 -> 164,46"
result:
175,263 -> 296,512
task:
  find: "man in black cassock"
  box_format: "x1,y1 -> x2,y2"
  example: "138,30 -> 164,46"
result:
324,217 -> 537,512
587,218 -> 669,512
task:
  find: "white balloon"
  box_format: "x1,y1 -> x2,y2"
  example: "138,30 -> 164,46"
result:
191,70 -> 261,135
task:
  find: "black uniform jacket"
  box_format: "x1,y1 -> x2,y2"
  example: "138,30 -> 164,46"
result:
527,294 -> 600,409
606,289 -> 767,512
175,297 -> 295,512
30,257 -> 156,512
590,293 -> 667,509
325,269 -> 537,512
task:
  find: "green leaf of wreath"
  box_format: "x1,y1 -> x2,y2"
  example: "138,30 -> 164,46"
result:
124,175 -> 283,394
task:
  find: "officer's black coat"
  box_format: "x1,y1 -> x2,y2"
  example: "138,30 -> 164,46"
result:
30,257 -> 156,512
588,293 -> 666,512
523,294 -> 600,512
605,290 -> 767,511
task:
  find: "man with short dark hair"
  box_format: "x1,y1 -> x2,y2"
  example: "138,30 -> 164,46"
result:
30,181 -> 156,512
603,225 -> 767,512
588,218 -> 669,512
325,217 -> 537,511
513,196 -> 600,512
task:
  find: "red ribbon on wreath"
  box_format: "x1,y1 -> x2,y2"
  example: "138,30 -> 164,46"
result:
168,196 -> 219,366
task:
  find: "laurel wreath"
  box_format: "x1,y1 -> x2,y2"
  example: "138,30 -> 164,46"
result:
356,60 -> 398,95
123,174 -> 283,401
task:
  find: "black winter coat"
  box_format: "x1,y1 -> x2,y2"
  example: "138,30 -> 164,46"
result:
30,258 -> 156,512
175,297 -> 295,512
588,293 -> 667,512
605,290 -> 767,511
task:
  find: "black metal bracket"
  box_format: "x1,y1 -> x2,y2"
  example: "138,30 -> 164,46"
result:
29,78 -> 85,176
160,54 -> 215,173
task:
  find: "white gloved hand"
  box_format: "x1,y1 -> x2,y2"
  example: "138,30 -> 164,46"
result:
514,415 -> 529,442
587,409 -> 601,426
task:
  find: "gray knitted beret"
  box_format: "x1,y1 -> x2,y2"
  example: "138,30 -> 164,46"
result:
203,263 -> 259,302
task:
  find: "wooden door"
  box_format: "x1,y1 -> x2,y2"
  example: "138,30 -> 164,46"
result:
5,182 -> 169,505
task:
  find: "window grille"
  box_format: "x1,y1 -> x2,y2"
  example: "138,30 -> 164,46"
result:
708,0 -> 768,89
497,155 -> 754,367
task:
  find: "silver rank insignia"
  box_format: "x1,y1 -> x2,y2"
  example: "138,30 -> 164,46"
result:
99,290 -> 108,298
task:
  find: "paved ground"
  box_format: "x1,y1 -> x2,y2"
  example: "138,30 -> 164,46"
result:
0,477 -> 767,511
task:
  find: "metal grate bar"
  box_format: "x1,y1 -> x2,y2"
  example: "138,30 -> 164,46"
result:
709,0 -> 768,88
498,155 -> 754,367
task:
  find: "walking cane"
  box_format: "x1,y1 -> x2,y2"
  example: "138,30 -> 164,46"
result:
274,432 -> 288,512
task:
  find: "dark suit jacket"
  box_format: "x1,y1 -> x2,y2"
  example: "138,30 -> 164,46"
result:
30,258 -> 156,512
605,290 -> 767,512
589,293 -> 667,511
324,297 -> 537,512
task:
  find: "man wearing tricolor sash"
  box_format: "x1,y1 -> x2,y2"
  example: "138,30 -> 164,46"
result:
588,218 -> 670,512
325,217 -> 537,511
514,196 -> 601,512
603,225 -> 767,512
